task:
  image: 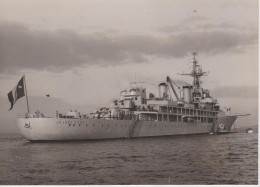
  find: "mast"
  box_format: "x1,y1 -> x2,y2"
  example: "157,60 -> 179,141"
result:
23,75 -> 30,114
192,52 -> 198,88
180,52 -> 207,91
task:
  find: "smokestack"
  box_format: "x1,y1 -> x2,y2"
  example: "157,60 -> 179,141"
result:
158,82 -> 167,98
183,86 -> 192,103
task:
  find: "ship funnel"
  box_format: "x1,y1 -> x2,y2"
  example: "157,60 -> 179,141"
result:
183,86 -> 193,103
158,82 -> 168,98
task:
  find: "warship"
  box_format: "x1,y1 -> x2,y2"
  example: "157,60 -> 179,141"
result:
13,53 -> 240,141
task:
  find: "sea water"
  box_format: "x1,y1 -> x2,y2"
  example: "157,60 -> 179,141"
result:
0,131 -> 257,184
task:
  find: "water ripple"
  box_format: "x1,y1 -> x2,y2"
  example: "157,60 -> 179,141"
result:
0,132 -> 257,184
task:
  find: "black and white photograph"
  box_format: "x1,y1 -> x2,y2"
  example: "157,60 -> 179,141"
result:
0,0 -> 258,185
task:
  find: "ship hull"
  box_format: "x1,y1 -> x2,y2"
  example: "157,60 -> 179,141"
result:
17,118 -> 213,141
216,116 -> 237,134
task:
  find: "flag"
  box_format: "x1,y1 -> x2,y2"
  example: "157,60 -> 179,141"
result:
7,76 -> 25,111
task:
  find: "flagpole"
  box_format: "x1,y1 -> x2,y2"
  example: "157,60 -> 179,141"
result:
23,75 -> 30,114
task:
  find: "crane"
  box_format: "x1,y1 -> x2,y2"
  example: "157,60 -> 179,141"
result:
166,76 -> 180,100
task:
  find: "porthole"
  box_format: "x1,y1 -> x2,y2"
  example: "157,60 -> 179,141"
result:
93,124 -> 95,126
69,124 -> 71,126
73,124 -> 75,126
86,124 -> 88,126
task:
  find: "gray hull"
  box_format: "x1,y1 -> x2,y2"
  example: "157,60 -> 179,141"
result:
17,118 -> 213,141
216,116 -> 237,134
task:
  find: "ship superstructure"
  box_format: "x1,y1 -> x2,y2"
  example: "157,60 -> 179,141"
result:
15,53 -> 238,141
88,53 -> 219,124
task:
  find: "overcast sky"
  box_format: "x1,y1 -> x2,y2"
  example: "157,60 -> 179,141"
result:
0,0 -> 258,132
